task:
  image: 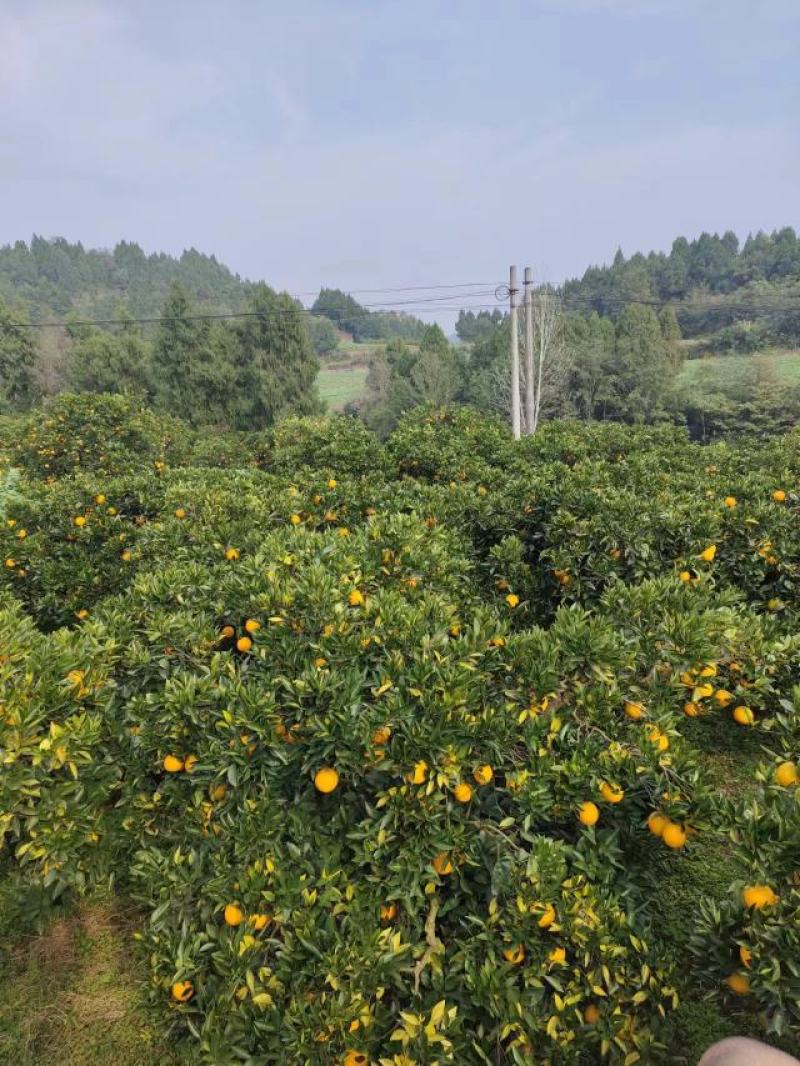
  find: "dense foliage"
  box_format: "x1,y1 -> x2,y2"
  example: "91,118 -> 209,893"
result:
312,288 -> 427,342
0,399 -> 798,1064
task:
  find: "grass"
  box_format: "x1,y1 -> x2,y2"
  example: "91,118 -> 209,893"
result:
678,348 -> 800,389
318,364 -> 369,410
0,897 -> 195,1066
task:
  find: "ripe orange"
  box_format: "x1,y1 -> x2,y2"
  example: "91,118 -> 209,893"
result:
725,973 -> 750,995
699,545 -> 717,562
244,618 -> 261,634
662,823 -> 687,849
348,589 -> 364,606
584,1003 -> 600,1024
236,636 -> 253,653
743,884 -> 778,909
503,944 -> 525,964
225,547 -> 240,560
372,726 -> 392,745
724,496 -> 737,508
220,624 -> 235,639
171,980 -> 194,1002
647,812 -> 668,837
73,515 -> 86,527
163,755 -> 184,773
739,945 -> 752,968
624,700 -> 644,720
548,946 -> 566,964
473,764 -> 493,786
174,508 -> 187,519
732,705 -> 755,726
772,489 -> 786,502
224,903 -> 244,926
210,784 -> 227,802
505,593 -> 520,608
183,754 -> 198,773
407,760 -> 428,785
453,782 -> 473,804
538,903 -> 556,929
774,761 -> 798,787
314,767 -> 339,793
578,801 -> 599,826
600,782 -> 624,804
249,913 -> 270,931
683,701 -> 700,717
379,902 -> 397,921
432,852 -> 453,876
342,1052 -> 367,1066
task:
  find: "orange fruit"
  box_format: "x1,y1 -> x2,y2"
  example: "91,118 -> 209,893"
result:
624,701 -> 644,720
379,902 -> 397,921
453,782 -> 473,804
244,618 -> 261,633
348,589 -> 364,606
236,636 -> 253,653
647,812 -> 668,837
432,852 -> 453,876
163,755 -> 184,773
774,761 -> 798,787
725,973 -> 750,995
171,980 -> 194,1003
600,782 -> 624,804
224,903 -> 244,926
662,823 -> 687,849
342,1052 -> 367,1066
249,914 -> 270,931
578,801 -> 599,826
548,946 -> 566,964
538,903 -> 556,929
743,885 -> 778,909
314,767 -> 339,794
739,945 -> 752,968
699,545 -> 716,562
772,490 -> 786,502
372,726 -> 392,745
584,1003 -> 600,1024
407,760 -> 428,785
732,705 -> 755,726
503,944 -> 525,964
183,754 -> 198,773
473,764 -> 493,786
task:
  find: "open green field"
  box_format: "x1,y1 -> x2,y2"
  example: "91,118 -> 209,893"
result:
678,348 -> 800,388
317,364 -> 369,410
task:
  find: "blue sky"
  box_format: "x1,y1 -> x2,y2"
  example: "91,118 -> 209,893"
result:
1,0 -> 797,325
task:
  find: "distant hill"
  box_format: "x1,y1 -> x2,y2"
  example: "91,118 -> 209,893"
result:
562,227 -> 800,349
0,237 -> 426,344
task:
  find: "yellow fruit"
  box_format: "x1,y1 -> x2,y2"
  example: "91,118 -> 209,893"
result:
244,618 -> 261,633
699,545 -> 717,562
578,801 -> 599,826
379,902 -> 397,921
290,513 -> 301,525
73,515 -> 86,527
725,973 -> 750,995
407,760 -> 428,785
647,812 -> 668,837
224,903 -> 244,926
348,589 -> 364,606
714,689 -> 733,706
171,980 -> 194,1003
743,884 -> 778,909
314,767 -> 339,794
683,701 -> 700,717
220,624 -> 235,639
327,478 -> 337,489
772,489 -> 786,502
624,701 -> 644,720
503,944 -> 525,964
249,914 -> 270,931
699,664 -> 717,678
163,755 -> 184,773
453,782 -> 473,804
183,754 -> 198,773
120,550 -> 132,562
236,636 -> 253,653
774,761 -> 799,787
473,764 -> 494,786
372,726 -> 392,745
225,547 -> 240,560
432,852 -> 453,876
174,508 -> 187,519
732,705 -> 755,726
694,683 -> 714,699
584,1003 -> 600,1024
95,494 -> 106,505
662,823 -> 687,849
600,782 -> 624,804
548,946 -> 566,964
538,903 -> 556,929
343,1052 -> 367,1066
678,570 -> 692,583
505,593 -> 520,608
210,784 -> 227,802
739,945 -> 752,968
724,496 -> 737,508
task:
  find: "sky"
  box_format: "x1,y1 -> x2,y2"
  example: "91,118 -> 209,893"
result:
1,0 -> 798,327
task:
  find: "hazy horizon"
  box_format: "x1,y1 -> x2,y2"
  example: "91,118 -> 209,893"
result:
2,0 -> 798,329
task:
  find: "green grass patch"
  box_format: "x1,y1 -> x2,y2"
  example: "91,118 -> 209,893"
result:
678,348 -> 800,389
0,899 -> 195,1066
318,365 -> 369,410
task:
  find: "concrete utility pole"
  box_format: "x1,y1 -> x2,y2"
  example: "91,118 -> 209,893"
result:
524,266 -> 534,435
509,265 -> 521,439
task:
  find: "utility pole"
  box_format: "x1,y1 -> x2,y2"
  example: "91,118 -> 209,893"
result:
509,265 -> 521,439
524,266 -> 534,435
